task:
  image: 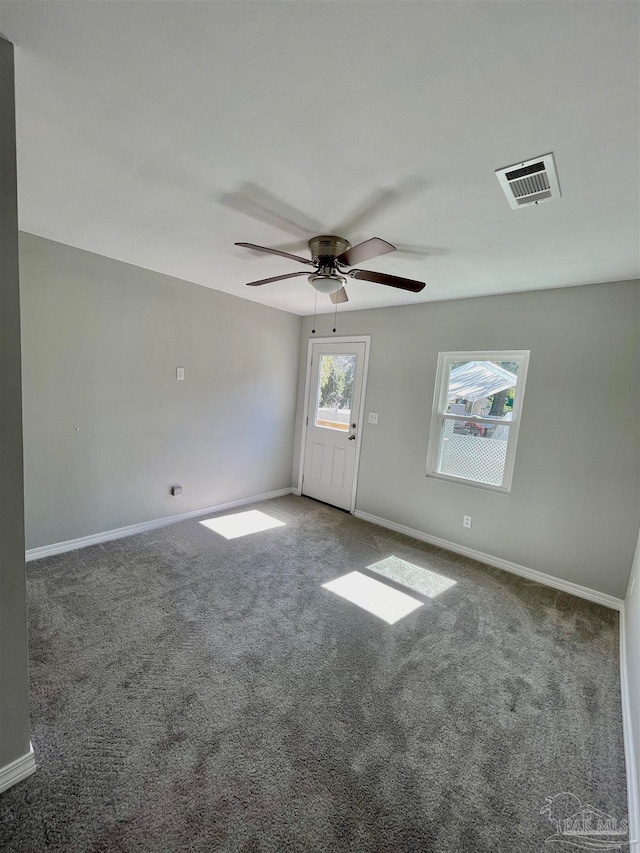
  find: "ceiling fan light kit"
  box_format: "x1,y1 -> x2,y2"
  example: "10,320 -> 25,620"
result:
235,234 -> 426,304
308,272 -> 346,294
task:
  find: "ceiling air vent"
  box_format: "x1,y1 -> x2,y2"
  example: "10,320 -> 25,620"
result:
496,153 -> 561,209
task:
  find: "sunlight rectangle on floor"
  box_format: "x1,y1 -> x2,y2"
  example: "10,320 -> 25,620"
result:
367,555 -> 457,598
322,570 -> 423,624
200,510 -> 285,540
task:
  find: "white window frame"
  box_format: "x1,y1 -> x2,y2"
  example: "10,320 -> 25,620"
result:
426,350 -> 530,493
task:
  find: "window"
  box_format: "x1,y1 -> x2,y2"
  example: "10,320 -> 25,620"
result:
426,351 -> 530,492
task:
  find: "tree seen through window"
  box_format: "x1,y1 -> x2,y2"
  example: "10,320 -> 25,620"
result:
319,355 -> 354,411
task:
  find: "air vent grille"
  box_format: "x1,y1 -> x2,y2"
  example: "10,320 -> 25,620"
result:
496,153 -> 560,209
509,171 -> 550,198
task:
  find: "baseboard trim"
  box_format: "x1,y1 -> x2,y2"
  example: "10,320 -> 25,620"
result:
26,488 -> 293,561
619,607 -> 639,850
0,745 -> 36,794
353,510 -> 623,611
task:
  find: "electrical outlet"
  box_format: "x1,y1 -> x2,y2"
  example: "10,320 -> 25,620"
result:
368,412 -> 379,424
463,515 -> 472,529
176,367 -> 185,381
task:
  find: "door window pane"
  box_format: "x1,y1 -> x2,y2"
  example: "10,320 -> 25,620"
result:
315,354 -> 355,431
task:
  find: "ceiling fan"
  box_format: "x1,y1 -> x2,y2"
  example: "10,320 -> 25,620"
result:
235,235 -> 426,304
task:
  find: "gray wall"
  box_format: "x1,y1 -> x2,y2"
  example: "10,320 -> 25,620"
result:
20,234 -> 301,549
624,526 -> 640,827
0,37 -> 32,770
293,281 -> 640,599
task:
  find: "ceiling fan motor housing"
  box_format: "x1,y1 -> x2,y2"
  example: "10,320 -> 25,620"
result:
308,235 -> 350,264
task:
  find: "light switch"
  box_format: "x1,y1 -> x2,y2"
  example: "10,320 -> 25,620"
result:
368,412 -> 379,424
176,367 -> 185,381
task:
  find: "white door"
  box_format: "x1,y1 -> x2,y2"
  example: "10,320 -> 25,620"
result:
302,340 -> 367,511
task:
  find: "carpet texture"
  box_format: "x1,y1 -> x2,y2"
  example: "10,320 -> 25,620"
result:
0,495 -> 627,851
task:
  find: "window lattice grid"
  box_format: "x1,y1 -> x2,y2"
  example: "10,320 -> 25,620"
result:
438,420 -> 509,486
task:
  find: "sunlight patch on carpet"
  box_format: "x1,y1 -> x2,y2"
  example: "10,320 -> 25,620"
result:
367,555 -> 457,598
200,510 -> 285,540
322,571 -> 423,625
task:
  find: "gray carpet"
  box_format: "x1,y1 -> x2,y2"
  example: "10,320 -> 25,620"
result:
0,495 -> 627,852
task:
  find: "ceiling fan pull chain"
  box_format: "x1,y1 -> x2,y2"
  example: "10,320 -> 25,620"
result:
332,298 -> 338,334
311,290 -> 318,334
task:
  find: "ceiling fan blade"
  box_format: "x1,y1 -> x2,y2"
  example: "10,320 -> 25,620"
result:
349,268 -> 426,292
330,287 -> 348,304
271,240 -> 309,254
235,242 -> 314,266
245,271 -> 310,287
336,237 -> 396,267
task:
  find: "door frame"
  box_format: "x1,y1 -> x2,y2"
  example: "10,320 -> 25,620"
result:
296,335 -> 371,514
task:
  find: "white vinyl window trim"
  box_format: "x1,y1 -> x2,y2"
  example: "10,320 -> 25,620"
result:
426,350 -> 530,493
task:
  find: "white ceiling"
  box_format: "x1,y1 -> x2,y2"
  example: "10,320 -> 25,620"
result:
1,1 -> 638,316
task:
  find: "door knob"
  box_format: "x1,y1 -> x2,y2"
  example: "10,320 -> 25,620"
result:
348,435 -> 356,441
